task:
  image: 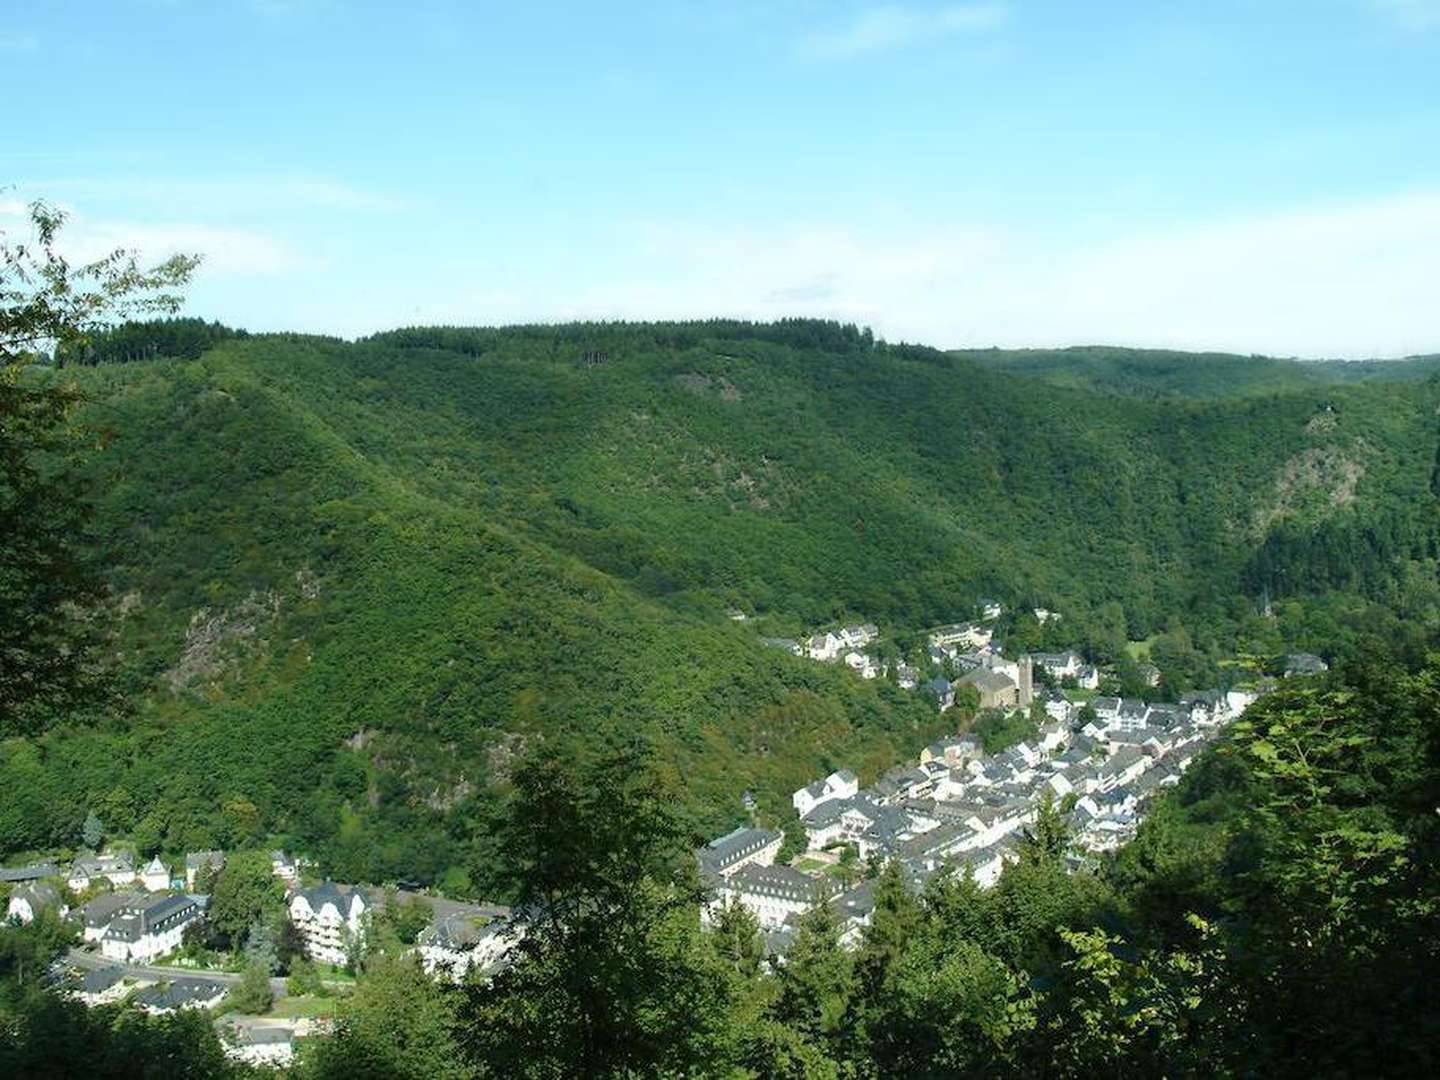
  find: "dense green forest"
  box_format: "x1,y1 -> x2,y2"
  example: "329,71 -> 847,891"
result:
961,344 -> 1440,399
3,319 -> 1439,894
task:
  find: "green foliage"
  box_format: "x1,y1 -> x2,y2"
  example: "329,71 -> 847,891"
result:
1,199 -> 196,737
226,961 -> 274,1015
300,953 -> 473,1080
207,850 -> 284,951
3,321 -> 1438,883
0,984 -> 237,1078
243,919 -> 279,975
286,956 -> 327,998
377,893 -> 433,947
465,740 -> 747,1077
3,316 -> 1440,1072
0,909 -> 77,986
962,344 -> 1440,399
80,809 -> 103,850
972,707 -> 1038,755
57,317 -> 244,366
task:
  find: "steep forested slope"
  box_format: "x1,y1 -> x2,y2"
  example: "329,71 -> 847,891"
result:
2,321 -> 1437,891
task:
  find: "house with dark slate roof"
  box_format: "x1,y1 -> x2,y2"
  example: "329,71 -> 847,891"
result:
289,882 -> 369,965
0,862 -> 61,884
412,898 -> 521,980
99,893 -> 202,963
132,977 -> 228,1013
718,864 -> 827,928
696,827 -> 783,883
77,891 -> 143,943
1098,746 -> 1149,792
792,770 -> 859,817
67,853 -> 136,892
67,966 -> 132,1006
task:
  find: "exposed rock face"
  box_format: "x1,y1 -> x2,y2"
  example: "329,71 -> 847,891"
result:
164,589 -> 282,693
1254,444 -> 1366,534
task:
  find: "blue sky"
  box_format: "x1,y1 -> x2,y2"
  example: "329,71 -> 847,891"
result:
3,1 -> 1439,355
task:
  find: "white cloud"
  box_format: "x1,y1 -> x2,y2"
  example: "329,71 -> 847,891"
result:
0,201 -> 306,275
802,3 -> 1008,58
522,192 -> 1440,358
1369,0 -> 1440,29
82,221 -> 307,274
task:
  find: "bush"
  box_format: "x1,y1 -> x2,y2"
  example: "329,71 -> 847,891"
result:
225,962 -> 273,1015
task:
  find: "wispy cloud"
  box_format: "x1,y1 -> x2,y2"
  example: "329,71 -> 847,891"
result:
0,31 -> 39,53
1368,0 -> 1440,28
801,3 -> 1008,59
0,201 -> 307,275
509,191 -> 1440,359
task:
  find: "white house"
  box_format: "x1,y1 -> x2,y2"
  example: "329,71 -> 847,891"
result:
842,650 -> 880,679
1038,717 -> 1070,753
7,882 -> 64,924
139,857 -> 171,892
68,853 -> 136,892
928,622 -> 993,651
1032,650 -> 1085,681
225,1026 -> 295,1068
837,624 -> 879,650
1090,697 -> 1121,725
271,850 -> 300,883
78,892 -> 143,943
289,883 -> 369,966
1045,770 -> 1075,799
415,910 -> 525,981
715,864 -> 824,929
1111,699 -> 1150,733
68,966 -> 136,1007
806,631 -> 845,662
963,840 -> 1018,888
100,894 -> 202,963
806,624 -> 877,662
801,799 -> 851,851
792,769 -> 859,818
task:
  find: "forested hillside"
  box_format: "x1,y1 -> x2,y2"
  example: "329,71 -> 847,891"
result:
3,320 -> 1438,892
961,344 -> 1440,399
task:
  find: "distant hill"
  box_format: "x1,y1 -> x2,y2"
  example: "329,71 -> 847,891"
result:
958,344 -> 1440,399
3,321 -> 1436,892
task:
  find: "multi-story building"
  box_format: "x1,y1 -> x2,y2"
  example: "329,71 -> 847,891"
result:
288,883 -> 368,966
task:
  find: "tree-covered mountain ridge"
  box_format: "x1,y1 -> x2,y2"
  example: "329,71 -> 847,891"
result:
5,319 -> 1438,892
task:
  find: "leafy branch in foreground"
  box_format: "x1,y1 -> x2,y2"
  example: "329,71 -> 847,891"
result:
1,197 -> 197,734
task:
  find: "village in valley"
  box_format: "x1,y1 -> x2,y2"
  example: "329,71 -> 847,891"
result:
703,601 -> 1326,957
1,599 -> 1327,1065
